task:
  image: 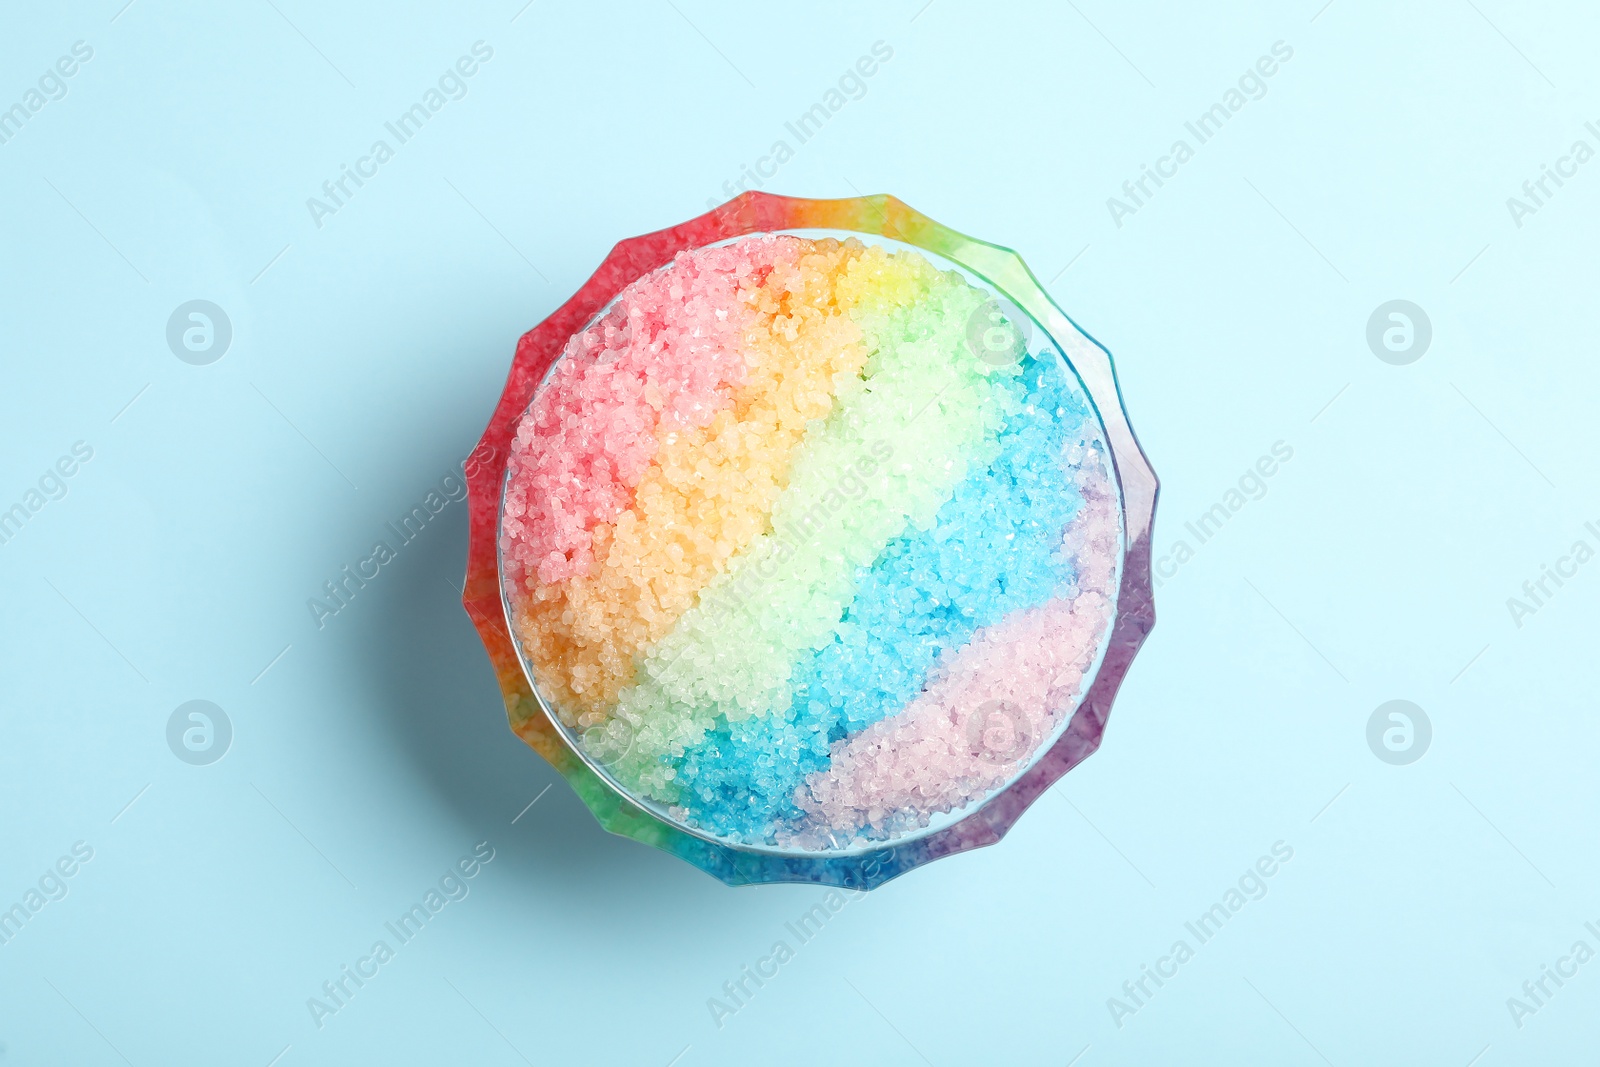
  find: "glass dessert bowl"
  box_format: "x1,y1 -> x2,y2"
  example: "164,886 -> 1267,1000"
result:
464,193 -> 1157,887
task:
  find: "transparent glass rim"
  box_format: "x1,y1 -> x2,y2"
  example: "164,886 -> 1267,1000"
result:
494,228 -> 1125,858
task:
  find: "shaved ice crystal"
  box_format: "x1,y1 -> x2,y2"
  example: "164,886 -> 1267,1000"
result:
499,234 -> 1118,849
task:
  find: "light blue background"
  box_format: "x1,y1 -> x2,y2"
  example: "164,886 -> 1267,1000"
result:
2,1 -> 1596,1064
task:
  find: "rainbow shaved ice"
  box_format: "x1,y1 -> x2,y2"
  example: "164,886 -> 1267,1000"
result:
499,234 -> 1118,849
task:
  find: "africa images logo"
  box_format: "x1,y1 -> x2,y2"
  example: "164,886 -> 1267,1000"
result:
166,701 -> 233,766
